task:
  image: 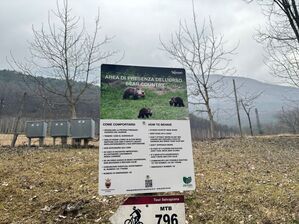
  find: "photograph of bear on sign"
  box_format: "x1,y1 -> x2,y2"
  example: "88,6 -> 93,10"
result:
100,64 -> 189,120
99,64 -> 195,195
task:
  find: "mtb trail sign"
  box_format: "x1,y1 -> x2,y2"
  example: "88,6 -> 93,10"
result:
109,195 -> 185,224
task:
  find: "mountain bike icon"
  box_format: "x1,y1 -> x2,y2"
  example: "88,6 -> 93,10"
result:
124,206 -> 143,224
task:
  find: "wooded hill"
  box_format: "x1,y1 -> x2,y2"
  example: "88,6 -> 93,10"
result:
0,70 -> 99,120
0,70 -> 236,138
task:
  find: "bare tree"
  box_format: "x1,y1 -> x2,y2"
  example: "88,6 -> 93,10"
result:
247,0 -> 299,87
240,91 -> 263,136
277,106 -> 299,133
9,0 -> 115,118
161,1 -> 237,138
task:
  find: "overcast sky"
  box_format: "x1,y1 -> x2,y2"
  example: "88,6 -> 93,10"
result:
0,0 -> 280,84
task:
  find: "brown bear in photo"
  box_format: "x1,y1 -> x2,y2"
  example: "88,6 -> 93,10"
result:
123,87 -> 145,100
138,108 -> 152,119
169,96 -> 185,107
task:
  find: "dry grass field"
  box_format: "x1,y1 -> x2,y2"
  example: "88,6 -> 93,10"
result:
0,134 -> 98,147
0,136 -> 298,223
0,134 -> 39,146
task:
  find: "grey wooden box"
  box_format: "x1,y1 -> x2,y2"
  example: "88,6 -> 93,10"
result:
50,120 -> 70,137
25,121 -> 47,138
70,119 -> 95,139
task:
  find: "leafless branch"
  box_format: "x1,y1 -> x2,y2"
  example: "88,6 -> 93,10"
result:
8,0 -> 115,118
161,0 -> 237,137
240,91 -> 263,135
248,0 -> 299,87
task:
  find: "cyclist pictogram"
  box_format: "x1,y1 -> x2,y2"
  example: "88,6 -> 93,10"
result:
124,206 -> 143,224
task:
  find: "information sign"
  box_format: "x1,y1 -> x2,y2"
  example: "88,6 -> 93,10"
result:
99,64 -> 195,195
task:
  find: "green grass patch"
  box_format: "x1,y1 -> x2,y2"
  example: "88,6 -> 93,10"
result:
100,84 -> 189,120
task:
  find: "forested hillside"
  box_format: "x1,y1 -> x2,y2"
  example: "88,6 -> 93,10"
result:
0,70 -> 99,120
0,70 -> 236,137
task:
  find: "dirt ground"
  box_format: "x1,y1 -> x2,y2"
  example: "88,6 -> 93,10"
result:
0,136 -> 298,224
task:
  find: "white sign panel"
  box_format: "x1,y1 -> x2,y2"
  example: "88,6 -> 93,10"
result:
110,195 -> 185,224
99,64 -> 195,195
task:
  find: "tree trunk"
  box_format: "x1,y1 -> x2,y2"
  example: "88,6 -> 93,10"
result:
207,108 -> 215,138
11,92 -> 26,147
204,84 -> 215,139
255,108 -> 263,135
246,112 -> 253,136
70,103 -> 77,119
70,102 -> 77,147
